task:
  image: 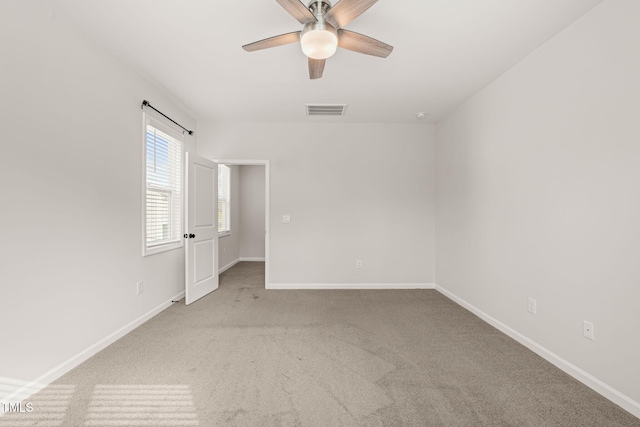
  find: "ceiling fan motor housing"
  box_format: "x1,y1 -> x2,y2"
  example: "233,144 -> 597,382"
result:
308,0 -> 332,17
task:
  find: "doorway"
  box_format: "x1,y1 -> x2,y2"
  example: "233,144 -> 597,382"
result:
214,160 -> 269,288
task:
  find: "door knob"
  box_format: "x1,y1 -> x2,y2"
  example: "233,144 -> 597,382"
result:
189,233 -> 195,239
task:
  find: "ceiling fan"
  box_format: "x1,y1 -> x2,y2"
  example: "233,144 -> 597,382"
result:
242,0 -> 393,79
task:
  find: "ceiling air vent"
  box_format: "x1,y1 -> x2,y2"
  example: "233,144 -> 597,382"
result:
305,104 -> 347,117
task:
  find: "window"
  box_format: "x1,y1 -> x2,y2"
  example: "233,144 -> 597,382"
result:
143,114 -> 183,255
218,164 -> 231,235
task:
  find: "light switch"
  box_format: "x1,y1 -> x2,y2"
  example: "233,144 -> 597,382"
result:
282,215 -> 291,224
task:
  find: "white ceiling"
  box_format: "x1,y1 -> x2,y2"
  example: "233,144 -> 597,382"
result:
50,0 -> 603,123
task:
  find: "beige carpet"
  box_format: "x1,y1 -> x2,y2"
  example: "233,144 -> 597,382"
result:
3,262 -> 639,426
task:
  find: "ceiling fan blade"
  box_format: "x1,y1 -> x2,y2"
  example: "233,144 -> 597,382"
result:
309,58 -> 326,79
242,31 -> 302,52
275,0 -> 317,24
324,0 -> 378,29
338,29 -> 393,58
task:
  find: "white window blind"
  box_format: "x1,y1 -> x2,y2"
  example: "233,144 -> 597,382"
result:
144,115 -> 183,255
218,164 -> 231,234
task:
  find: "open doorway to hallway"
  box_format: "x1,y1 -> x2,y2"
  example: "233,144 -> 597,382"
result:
215,161 -> 269,288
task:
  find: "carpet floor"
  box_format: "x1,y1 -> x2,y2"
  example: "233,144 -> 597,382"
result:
3,261 -> 639,426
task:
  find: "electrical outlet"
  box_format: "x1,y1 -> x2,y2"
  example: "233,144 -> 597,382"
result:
136,281 -> 143,295
282,215 -> 291,224
356,260 -> 363,269
583,320 -> 595,340
527,298 -> 537,315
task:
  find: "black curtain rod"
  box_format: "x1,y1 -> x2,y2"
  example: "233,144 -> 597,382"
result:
141,100 -> 193,135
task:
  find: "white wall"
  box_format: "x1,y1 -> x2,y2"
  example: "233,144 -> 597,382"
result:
436,0 -> 640,413
198,122 -> 436,285
0,1 -> 196,399
218,165 -> 241,271
239,166 -> 266,259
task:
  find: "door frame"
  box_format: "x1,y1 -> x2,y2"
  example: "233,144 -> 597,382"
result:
213,159 -> 270,288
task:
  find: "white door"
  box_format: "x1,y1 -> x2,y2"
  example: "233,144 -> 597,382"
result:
185,152 -> 218,305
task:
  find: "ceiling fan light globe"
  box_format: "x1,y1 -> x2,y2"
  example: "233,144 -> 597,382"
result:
300,23 -> 338,60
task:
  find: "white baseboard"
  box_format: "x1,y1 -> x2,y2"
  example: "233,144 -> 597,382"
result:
239,257 -> 265,262
1,291 -> 185,406
435,285 -> 640,419
267,283 -> 435,290
219,259 -> 241,274
219,258 -> 265,274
